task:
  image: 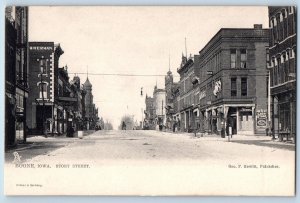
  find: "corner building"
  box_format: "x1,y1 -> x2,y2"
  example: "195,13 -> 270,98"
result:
198,25 -> 269,135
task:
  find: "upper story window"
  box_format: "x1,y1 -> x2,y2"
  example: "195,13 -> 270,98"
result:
39,83 -> 47,99
230,49 -> 237,69
231,78 -> 237,97
289,6 -> 294,14
199,87 -> 206,100
240,49 -> 247,68
39,59 -> 47,74
241,77 -> 248,96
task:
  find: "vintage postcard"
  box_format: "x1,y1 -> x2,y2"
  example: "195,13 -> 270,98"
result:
4,6 -> 296,195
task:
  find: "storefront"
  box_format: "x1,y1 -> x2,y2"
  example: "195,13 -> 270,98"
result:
201,104 -> 267,136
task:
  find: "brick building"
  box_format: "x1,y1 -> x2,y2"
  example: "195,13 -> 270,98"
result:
5,6 -> 29,149
57,66 -> 79,134
26,42 -> 64,134
268,6 -> 296,141
177,54 -> 200,132
197,25 -> 269,135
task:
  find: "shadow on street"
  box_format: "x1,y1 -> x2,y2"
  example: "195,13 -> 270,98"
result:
5,141 -> 69,163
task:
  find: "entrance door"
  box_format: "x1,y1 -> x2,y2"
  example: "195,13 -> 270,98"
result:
231,116 -> 237,135
227,107 -> 237,135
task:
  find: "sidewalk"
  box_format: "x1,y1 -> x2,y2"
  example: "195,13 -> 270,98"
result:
158,130 -> 295,151
7,130 -> 96,152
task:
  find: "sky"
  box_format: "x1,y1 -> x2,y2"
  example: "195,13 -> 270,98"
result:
28,6 -> 269,129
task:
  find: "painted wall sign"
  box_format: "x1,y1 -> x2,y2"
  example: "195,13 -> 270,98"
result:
29,46 -> 53,51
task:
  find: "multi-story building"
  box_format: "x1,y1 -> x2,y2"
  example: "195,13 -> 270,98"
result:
172,84 -> 181,126
26,42 -> 64,135
177,54 -> 200,132
83,77 -> 99,130
5,6 -> 29,149
70,76 -> 86,130
5,7 -> 17,148
268,6 -> 296,141
197,24 -> 269,135
144,94 -> 155,129
164,69 -> 179,130
153,85 -> 166,129
57,66 -> 79,134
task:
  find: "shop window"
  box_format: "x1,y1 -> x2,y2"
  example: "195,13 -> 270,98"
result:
241,78 -> 247,96
230,49 -> 237,69
231,78 -> 237,97
240,49 -> 247,68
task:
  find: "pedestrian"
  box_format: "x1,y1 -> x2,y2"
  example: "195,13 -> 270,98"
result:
173,122 -> 176,132
67,125 -> 73,137
226,117 -> 232,136
122,121 -> 126,130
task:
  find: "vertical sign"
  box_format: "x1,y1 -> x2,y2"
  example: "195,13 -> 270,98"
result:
256,109 -> 267,128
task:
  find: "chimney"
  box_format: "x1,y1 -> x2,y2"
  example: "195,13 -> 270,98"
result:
254,24 -> 263,29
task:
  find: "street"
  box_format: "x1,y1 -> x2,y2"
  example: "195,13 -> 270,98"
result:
5,130 -> 295,195
6,130 -> 295,163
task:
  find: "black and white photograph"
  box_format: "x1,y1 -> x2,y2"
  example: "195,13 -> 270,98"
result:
4,6 -> 296,195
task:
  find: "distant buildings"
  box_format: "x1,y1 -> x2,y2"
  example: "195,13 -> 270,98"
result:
268,6 -> 296,141
165,69 -> 179,131
153,85 -> 166,129
144,95 -> 155,129
83,77 -> 99,130
143,84 -> 166,130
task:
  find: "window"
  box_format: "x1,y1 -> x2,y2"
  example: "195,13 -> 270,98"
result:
240,49 -> 247,68
230,49 -> 236,68
231,78 -> 237,97
39,83 -> 47,98
282,53 -> 287,82
39,59 -> 47,74
277,57 -> 282,84
199,88 -> 206,100
289,6 -> 294,14
241,78 -> 247,96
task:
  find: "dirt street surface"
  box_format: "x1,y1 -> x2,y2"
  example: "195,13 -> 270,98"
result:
5,130 -> 295,196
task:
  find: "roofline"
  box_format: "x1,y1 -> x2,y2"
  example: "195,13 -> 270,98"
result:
198,27 -> 269,56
